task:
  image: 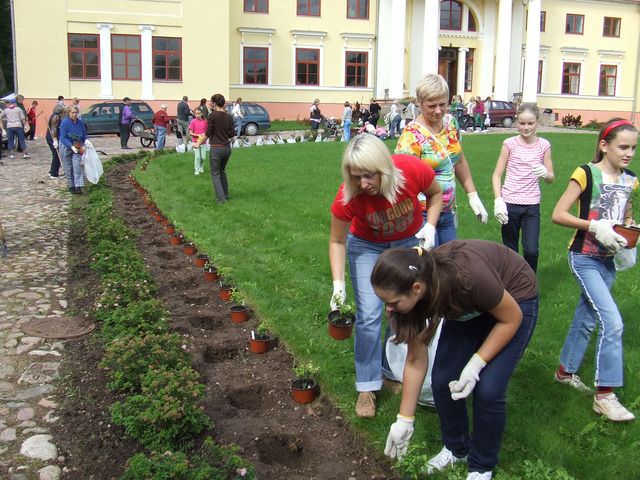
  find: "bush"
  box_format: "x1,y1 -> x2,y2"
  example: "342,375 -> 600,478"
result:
561,114 -> 582,127
97,298 -> 169,342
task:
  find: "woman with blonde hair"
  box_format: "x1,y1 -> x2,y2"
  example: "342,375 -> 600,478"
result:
395,73 -> 488,245
328,134 -> 442,418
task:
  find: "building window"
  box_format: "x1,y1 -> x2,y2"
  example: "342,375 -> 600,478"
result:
345,51 -> 367,87
468,11 -> 477,32
297,0 -> 320,16
243,47 -> 268,84
464,49 -> 474,92
440,0 -> 462,30
296,48 -> 319,85
603,17 -> 621,37
347,0 -> 368,19
537,60 -> 543,93
565,14 -> 584,35
561,62 -> 581,94
540,11 -> 546,32
68,34 -> 100,79
152,37 -> 181,81
112,34 -> 141,80
599,65 -> 617,96
244,0 -> 268,13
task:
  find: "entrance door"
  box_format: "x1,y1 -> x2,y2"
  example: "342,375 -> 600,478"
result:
438,47 -> 458,98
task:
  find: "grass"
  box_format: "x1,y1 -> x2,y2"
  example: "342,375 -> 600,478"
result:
134,132 -> 639,479
267,119 -> 309,132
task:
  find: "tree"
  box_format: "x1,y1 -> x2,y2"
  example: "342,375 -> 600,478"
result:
0,0 -> 14,94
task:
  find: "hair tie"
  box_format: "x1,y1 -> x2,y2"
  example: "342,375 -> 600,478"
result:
600,120 -> 634,141
413,246 -> 424,257
408,265 -> 418,272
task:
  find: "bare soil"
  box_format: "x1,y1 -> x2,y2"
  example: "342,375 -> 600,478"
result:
51,160 -> 395,479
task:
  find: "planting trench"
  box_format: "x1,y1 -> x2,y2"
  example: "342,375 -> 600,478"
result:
98,161 -> 394,479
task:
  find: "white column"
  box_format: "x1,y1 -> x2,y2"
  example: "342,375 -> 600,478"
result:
97,23 -> 113,99
479,1 -> 496,97
422,0 -> 440,75
456,48 -> 468,97
494,0 -> 512,100
138,25 -> 155,100
389,0 -> 406,98
522,0 -> 541,102
375,0 -> 392,98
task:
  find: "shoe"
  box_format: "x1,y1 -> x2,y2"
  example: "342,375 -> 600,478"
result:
122,146 -> 131,149
554,370 -> 592,392
355,391 -> 376,418
49,174 -> 59,179
593,393 -> 635,421
425,446 -> 467,474
9,154 -> 14,159
23,154 -> 31,159
68,187 -> 76,194
467,472 -> 492,480
194,171 -> 200,175
75,187 -> 83,194
383,377 -> 403,395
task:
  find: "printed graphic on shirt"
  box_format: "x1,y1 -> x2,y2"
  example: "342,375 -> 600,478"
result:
365,198 -> 415,237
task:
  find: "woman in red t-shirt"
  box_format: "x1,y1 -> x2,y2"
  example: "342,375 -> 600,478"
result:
328,133 -> 442,418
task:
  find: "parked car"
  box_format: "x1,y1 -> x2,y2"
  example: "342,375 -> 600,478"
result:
82,101 -> 154,136
0,101 -> 8,149
487,100 -> 516,128
225,102 -> 270,136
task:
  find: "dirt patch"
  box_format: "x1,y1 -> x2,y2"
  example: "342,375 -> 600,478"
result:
52,160 -> 395,479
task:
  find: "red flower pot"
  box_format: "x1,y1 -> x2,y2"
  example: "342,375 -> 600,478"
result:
327,310 -> 354,341
183,243 -> 197,256
249,333 -> 271,354
230,305 -> 249,323
614,224 -> 640,249
193,254 -> 209,268
203,265 -> 219,282
169,233 -> 183,245
165,224 -> 175,235
219,284 -> 233,301
291,379 -> 317,404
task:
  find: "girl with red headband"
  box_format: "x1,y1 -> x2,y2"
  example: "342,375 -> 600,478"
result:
551,117 -> 638,421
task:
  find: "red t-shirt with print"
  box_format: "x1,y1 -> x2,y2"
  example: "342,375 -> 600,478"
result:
331,154 -> 435,242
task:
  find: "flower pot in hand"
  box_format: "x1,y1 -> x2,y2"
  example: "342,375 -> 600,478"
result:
614,224 -> 640,249
169,233 -> 183,245
183,242 -> 197,256
230,305 -> 249,323
249,331 -> 271,354
193,253 -> 209,268
291,378 -> 317,404
219,284 -> 233,301
327,310 -> 354,341
203,265 -> 219,282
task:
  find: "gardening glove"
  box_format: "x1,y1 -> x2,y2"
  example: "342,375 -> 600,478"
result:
84,139 -> 93,149
330,280 -> 346,311
384,415 -> 415,459
467,192 -> 488,224
449,353 -> 486,401
53,139 -> 58,148
71,145 -> 79,154
589,219 -> 627,253
531,164 -> 548,179
494,197 -> 509,225
415,223 -> 436,251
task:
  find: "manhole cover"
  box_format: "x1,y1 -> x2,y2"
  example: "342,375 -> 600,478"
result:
21,316 -> 95,339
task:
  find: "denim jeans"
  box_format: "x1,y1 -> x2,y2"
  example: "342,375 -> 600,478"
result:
46,135 -> 61,176
347,233 -> 420,391
435,210 -> 457,246
155,126 -> 166,150
209,145 -> 231,203
432,297 -> 538,473
343,119 -> 352,142
119,123 -> 130,148
7,127 -> 26,152
389,114 -> 402,138
234,117 -> 243,137
560,252 -> 623,387
501,203 -> 540,272
60,145 -> 84,189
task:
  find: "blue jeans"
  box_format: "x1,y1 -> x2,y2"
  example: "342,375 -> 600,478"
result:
501,203 -> 540,272
343,119 -> 352,141
389,114 -> 402,138
234,116 -> 243,137
435,210 -> 457,246
432,297 -> 538,473
7,127 -> 26,152
155,126 -> 166,150
560,252 -> 623,387
347,233 -> 420,391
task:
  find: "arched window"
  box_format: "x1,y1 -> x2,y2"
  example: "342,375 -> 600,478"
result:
468,10 -> 477,32
440,0 -> 462,31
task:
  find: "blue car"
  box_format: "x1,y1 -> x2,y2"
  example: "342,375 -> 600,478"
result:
226,102 -> 270,136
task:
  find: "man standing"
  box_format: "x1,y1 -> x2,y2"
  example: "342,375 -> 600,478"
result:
152,104 -> 170,150
231,97 -> 244,137
119,97 -> 134,149
176,96 -> 191,144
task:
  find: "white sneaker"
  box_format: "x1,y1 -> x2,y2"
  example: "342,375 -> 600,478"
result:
593,393 -> 635,421
23,153 -> 31,159
425,446 -> 467,474
9,154 -> 14,159
467,471 -> 492,480
555,371 -> 592,392
194,171 -> 200,175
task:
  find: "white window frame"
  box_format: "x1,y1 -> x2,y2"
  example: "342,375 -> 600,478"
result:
238,27 -> 275,86
290,30 -> 326,87
340,33 -> 374,89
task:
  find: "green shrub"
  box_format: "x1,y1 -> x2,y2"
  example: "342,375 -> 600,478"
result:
90,239 -> 145,276
97,273 -> 155,308
97,298 -> 169,342
101,332 -> 188,393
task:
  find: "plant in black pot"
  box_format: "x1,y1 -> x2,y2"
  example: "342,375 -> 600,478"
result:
327,297 -> 355,341
291,361 -> 319,404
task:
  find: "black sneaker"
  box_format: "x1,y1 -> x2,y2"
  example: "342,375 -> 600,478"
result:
74,187 -> 83,194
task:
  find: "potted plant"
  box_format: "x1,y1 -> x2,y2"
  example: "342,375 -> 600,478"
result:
169,232 -> 183,246
249,325 -> 271,354
193,253 -> 209,268
291,361 -> 318,404
327,298 -> 355,341
164,224 -> 176,235
613,187 -> 640,248
183,242 -> 197,256
217,266 -> 234,301
229,288 -> 249,323
203,263 -> 219,282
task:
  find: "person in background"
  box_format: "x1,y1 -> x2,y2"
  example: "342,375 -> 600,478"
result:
26,100 -> 38,140
119,97 -> 135,149
342,101 -> 353,142
395,73 -> 488,246
372,240 -> 538,480
473,96 -> 485,133
15,94 -> 27,116
360,122 -> 389,141
231,97 -> 244,137
189,107 -> 208,175
551,118 -> 638,422
491,103 -> 554,272
152,104 -> 170,150
404,97 -> 418,126
352,101 -> 362,127
0,99 -> 31,159
369,97 -> 382,127
59,105 -> 89,194
72,97 -> 82,119
483,96 -> 491,131
310,98 -> 322,133
46,104 -> 65,179
199,98 -> 209,119
56,95 -> 66,108
176,95 -> 191,144
450,95 -> 464,125
328,133 -> 442,418
389,100 -> 403,139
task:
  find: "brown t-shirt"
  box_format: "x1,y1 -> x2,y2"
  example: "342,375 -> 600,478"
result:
205,110 -> 235,146
435,239 -> 538,321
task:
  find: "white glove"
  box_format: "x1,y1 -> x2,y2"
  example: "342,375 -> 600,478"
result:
53,139 -> 58,148
71,146 -> 79,154
449,353 -> 486,400
532,164 -> 548,179
494,197 -> 509,225
467,192 -> 488,224
589,219 -> 627,253
384,415 -> 415,459
84,139 -> 93,149
415,223 -> 436,251
330,280 -> 346,311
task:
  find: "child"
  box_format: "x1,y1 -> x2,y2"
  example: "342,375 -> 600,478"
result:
371,240 -> 538,480
491,103 -> 554,272
552,118 -> 638,422
188,107 -> 208,175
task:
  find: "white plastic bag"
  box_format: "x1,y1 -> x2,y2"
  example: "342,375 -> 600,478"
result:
83,145 -> 103,184
614,247 -> 637,271
484,115 -> 491,127
175,143 -> 186,153
385,320 -> 442,406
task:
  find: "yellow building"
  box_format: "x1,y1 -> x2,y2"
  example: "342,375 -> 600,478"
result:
11,0 -> 640,129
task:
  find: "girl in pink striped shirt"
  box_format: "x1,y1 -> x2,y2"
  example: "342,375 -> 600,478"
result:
491,103 -> 555,272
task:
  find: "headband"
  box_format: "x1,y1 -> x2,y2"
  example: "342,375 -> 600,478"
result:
600,120 -> 634,141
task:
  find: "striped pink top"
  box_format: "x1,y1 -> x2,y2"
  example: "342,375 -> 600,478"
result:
501,136 -> 551,205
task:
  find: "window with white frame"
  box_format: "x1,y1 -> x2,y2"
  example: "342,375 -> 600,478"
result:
599,65 -> 617,96
561,62 -> 581,94
296,48 -> 319,85
345,51 -> 367,87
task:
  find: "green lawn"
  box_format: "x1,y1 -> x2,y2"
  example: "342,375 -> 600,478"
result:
135,132 -> 639,479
